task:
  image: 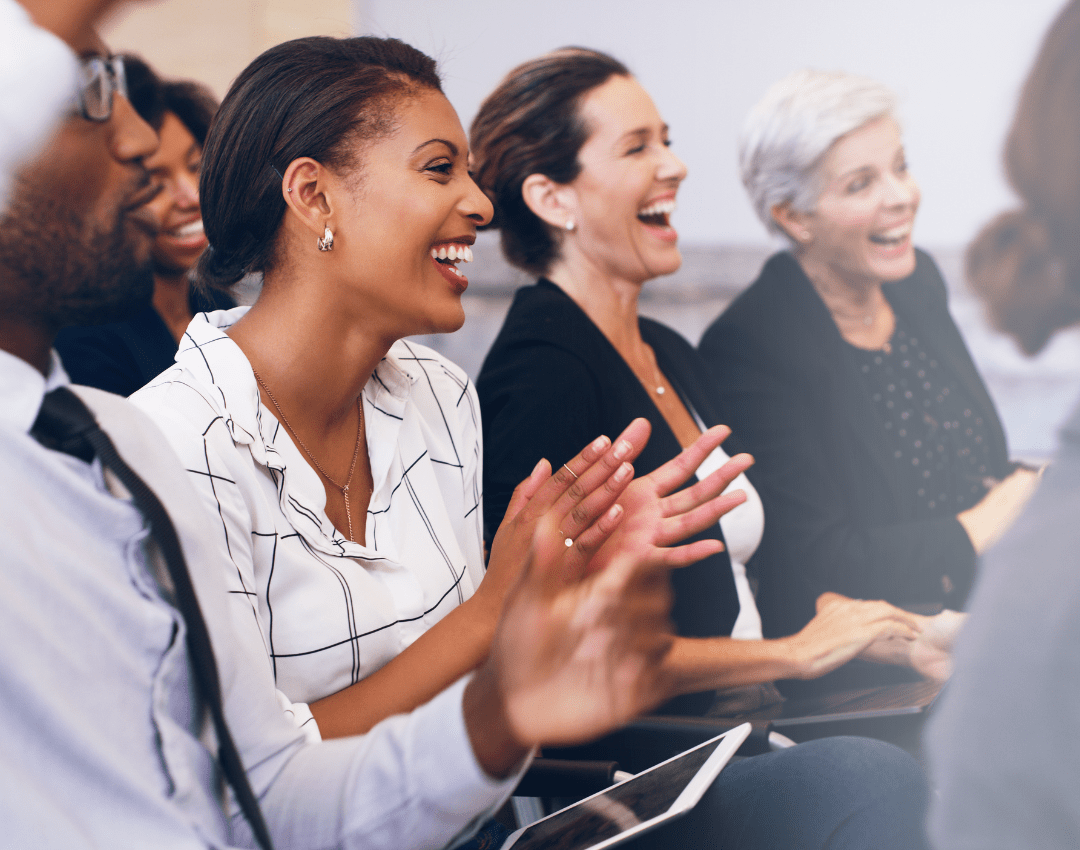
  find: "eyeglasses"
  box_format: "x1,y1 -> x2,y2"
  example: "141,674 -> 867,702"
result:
75,56 -> 128,123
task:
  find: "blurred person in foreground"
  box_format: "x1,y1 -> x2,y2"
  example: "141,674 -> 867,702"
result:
56,54 -> 235,396
0,0 -> 109,206
0,12 -> 698,849
698,70 -> 1038,657
927,2 -> 1080,847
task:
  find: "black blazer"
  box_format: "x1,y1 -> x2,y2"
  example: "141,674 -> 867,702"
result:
698,250 -> 1010,637
478,279 -> 743,659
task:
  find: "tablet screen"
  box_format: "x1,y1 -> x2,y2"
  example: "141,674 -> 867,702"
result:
503,736 -> 725,850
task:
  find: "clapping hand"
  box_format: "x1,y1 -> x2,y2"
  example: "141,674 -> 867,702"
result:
463,422 -> 761,777
465,504 -> 676,776
591,424 -> 755,574
476,418 -> 655,618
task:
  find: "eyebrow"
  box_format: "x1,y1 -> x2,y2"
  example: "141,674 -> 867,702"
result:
835,147 -> 906,181
618,124 -> 669,142
836,165 -> 875,180
412,138 -> 459,157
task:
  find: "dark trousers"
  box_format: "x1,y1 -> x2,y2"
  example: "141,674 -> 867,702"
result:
631,736 -> 929,850
464,735 -> 928,850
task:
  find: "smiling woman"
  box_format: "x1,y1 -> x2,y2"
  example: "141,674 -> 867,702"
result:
54,55 -> 232,396
129,36 -> 502,740
473,48 -> 951,717
698,70 -> 1040,656
125,34 -> 735,748
122,37 -> 932,850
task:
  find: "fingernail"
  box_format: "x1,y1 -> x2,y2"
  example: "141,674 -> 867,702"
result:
613,462 -> 632,483
532,458 -> 546,476
613,439 -> 633,460
591,435 -> 610,453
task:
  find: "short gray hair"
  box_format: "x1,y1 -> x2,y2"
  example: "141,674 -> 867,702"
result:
740,69 -> 897,238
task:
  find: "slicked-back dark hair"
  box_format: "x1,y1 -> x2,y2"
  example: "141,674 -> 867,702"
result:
122,54 -> 218,147
196,36 -> 441,290
470,47 -> 629,276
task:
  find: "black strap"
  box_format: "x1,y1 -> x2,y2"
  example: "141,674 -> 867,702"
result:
32,387 -> 275,850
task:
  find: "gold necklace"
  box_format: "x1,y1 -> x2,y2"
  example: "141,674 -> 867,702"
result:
251,368 -> 365,542
638,345 -> 667,396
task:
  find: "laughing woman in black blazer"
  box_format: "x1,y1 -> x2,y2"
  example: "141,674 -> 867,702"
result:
470,49 -> 956,718
699,70 -> 1040,641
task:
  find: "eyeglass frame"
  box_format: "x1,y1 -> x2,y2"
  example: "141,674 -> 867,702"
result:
75,55 -> 128,123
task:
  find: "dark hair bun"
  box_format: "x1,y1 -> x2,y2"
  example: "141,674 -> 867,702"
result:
195,242 -> 249,291
967,210 -> 1080,355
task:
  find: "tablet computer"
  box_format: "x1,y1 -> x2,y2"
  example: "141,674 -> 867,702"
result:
500,722 -> 751,850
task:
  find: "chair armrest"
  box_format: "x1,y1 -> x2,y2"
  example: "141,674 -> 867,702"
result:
514,758 -> 621,799
628,715 -> 776,756
543,715 -> 775,774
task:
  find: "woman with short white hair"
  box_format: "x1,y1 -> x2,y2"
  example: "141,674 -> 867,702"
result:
699,69 -> 1039,658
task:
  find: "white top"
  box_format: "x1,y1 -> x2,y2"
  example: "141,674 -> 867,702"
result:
0,347 -> 517,850
132,307 -> 486,738
690,420 -> 765,641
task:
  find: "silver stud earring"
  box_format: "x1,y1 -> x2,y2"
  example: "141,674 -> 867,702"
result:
317,226 -> 334,252
565,218 -> 575,232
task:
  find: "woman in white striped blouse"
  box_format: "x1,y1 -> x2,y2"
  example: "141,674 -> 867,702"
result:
132,35 -> 749,742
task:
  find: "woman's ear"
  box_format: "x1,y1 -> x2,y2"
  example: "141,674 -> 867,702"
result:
282,157 -> 335,240
771,202 -> 812,245
522,173 -> 577,232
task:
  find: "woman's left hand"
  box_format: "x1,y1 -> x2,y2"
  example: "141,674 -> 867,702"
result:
590,424 -> 755,574
477,418 -> 655,617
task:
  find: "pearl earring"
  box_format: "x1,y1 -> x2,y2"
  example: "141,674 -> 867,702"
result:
565,218 -> 575,232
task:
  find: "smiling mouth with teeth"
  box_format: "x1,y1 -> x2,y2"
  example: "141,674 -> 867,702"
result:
637,198 -> 677,228
430,243 -> 474,278
869,227 -> 910,246
170,219 -> 204,239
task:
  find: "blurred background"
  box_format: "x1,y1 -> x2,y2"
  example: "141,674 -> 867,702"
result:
103,0 -> 1080,459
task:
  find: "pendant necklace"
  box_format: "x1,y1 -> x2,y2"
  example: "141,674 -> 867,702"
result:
252,368 -> 366,542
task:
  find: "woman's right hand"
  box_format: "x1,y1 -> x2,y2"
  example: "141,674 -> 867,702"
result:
780,592 -> 923,680
957,466 -> 1042,554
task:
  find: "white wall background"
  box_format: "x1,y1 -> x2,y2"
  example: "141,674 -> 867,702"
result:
356,0 -> 1064,249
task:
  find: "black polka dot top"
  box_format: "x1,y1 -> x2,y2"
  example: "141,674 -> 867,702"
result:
846,317 -> 994,518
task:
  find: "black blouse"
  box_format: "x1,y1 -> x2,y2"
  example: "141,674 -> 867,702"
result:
846,317 -> 995,519
55,278 -> 236,397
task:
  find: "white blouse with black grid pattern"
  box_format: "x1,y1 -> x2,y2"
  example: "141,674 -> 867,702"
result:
132,306 -> 486,741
